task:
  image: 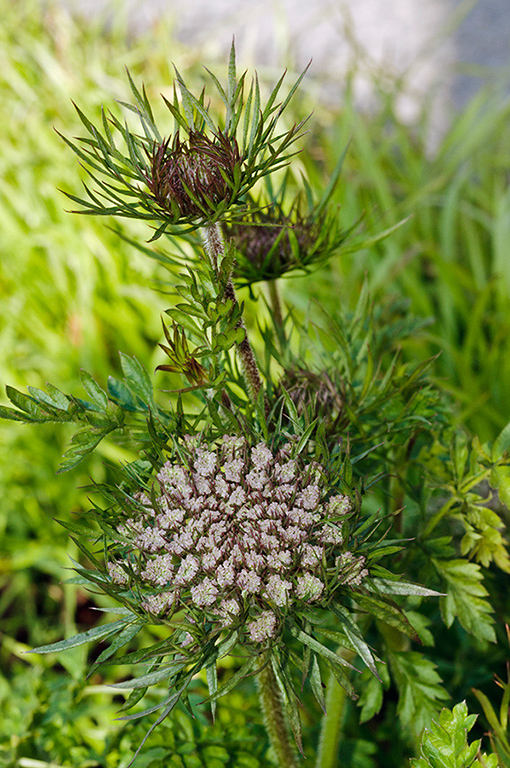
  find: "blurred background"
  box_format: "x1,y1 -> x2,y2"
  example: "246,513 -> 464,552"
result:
63,0 -> 510,130
2,0 -> 510,763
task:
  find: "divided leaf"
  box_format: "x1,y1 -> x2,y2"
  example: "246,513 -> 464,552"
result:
433,559 -> 496,643
389,651 -> 449,737
411,701 -> 498,768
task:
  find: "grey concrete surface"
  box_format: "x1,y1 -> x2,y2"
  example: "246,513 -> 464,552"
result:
453,0 -> 510,106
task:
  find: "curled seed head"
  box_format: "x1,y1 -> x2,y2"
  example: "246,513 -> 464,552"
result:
145,131 -> 241,220
228,211 -> 315,279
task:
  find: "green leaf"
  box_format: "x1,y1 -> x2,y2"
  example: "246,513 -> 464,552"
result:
309,653 -> 326,713
28,618 -> 132,654
166,308 -> 203,337
411,701 -> 498,768
0,403 -> 32,422
206,659 -> 218,721
281,387 -> 299,425
358,663 -> 390,724
108,375 -> 141,411
27,385 -> 68,411
494,421 -> 510,456
123,678 -> 194,767
200,657 -> 257,705
323,656 -> 358,702
433,559 -> 496,642
45,382 -> 74,410
295,419 -> 319,455
173,67 -> 197,130
227,37 -> 237,110
55,518 -> 97,537
328,603 -> 379,677
119,352 -> 155,407
389,651 -> 449,738
491,466 -> 510,510
367,578 -> 444,597
116,686 -> 173,721
80,369 -> 109,409
6,386 -> 58,422
88,620 -> 145,673
98,637 -> 176,669
216,630 -> 239,660
289,626 -> 357,701
354,593 -> 415,638
459,502 -> 510,572
405,611 -> 436,646
472,688 -> 510,755
57,428 -> 107,473
108,662 -> 186,690
175,75 -> 216,133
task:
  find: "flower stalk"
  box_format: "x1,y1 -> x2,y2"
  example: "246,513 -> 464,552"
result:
257,657 -> 299,768
315,658 -> 354,768
268,279 -> 284,331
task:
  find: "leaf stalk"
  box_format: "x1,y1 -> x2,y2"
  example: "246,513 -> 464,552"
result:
315,651 -> 355,768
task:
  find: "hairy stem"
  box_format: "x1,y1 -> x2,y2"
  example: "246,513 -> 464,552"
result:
315,677 -> 347,768
202,224 -> 263,402
257,659 -> 299,768
201,221 -> 222,272
223,279 -> 263,401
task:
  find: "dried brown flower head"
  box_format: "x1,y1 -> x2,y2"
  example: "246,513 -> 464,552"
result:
225,185 -> 357,287
62,44 -> 310,237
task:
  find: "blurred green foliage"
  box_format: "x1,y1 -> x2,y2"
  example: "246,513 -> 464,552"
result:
298,68 -> 510,442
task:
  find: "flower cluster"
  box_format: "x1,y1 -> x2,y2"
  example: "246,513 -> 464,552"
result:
108,436 -> 367,645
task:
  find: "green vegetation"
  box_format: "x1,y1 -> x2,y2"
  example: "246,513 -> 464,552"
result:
2,2 -> 510,767
300,71 -> 510,442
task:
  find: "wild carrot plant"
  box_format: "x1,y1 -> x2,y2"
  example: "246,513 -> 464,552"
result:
2,42 -> 510,767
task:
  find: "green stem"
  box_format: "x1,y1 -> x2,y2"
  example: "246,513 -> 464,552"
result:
267,278 -> 287,357
202,224 -> 263,402
422,496 -> 456,537
315,652 -> 355,768
268,279 -> 284,330
257,659 -> 299,768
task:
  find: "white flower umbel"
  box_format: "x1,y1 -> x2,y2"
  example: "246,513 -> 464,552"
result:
113,436 -> 366,645
249,611 -> 277,642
